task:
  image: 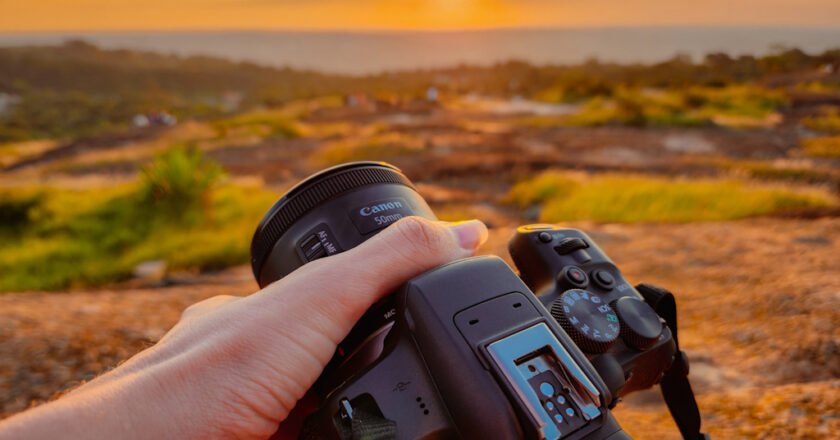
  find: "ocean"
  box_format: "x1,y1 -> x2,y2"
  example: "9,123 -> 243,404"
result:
1,27 -> 838,75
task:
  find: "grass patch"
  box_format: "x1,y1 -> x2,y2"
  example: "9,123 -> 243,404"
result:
801,136 -> 840,158
801,109 -> 840,134
795,80 -> 840,94
210,110 -> 303,140
0,149 -> 278,292
721,160 -> 840,187
506,171 -> 834,223
506,173 -> 580,207
312,132 -> 425,166
0,184 -> 277,292
524,86 -> 785,128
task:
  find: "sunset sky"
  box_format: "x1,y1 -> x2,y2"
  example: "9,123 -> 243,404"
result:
2,0 -> 840,32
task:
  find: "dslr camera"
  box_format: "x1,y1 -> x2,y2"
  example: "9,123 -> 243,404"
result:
250,162 -> 708,440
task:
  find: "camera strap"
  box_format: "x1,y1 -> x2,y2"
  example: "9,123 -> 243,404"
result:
636,284 -> 710,440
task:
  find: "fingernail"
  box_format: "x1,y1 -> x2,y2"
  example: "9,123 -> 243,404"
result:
447,220 -> 489,251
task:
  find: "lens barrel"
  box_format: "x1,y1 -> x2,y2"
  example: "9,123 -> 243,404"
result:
251,161 -> 436,286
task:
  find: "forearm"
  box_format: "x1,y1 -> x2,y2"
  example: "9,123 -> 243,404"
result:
0,366 -> 182,439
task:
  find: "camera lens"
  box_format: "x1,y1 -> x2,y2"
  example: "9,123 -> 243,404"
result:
251,161 -> 435,284
250,161 -> 436,363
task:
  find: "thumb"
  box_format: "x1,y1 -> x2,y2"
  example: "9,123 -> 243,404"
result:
259,217 -> 488,341
339,216 -> 489,301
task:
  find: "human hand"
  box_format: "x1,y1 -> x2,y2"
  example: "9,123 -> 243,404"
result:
0,217 -> 488,440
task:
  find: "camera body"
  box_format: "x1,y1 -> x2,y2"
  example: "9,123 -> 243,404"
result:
302,256 -> 630,440
251,162 -> 702,440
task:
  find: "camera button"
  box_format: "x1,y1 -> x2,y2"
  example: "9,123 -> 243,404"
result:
538,231 -> 553,243
592,270 -> 615,289
540,382 -> 555,397
561,266 -> 589,288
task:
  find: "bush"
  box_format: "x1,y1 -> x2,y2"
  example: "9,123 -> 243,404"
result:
138,147 -> 224,221
0,190 -> 44,231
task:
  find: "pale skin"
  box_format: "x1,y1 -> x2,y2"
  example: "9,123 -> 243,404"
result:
0,217 -> 488,440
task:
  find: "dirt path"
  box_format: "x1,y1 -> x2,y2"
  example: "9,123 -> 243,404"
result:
2,218 -> 838,438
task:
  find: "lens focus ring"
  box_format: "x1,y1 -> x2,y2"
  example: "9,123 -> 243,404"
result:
250,162 -> 415,280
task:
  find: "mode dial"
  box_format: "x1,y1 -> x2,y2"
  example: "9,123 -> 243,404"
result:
612,297 -> 663,351
550,289 -> 620,354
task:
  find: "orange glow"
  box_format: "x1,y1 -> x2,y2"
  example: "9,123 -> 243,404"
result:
1,0 -> 839,32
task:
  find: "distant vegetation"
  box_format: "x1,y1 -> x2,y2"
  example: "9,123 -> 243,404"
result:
313,132 -> 425,166
802,108 -> 840,134
1,41 -> 839,141
0,40 -> 351,141
0,149 -> 277,291
802,136 -> 840,158
521,85 -> 787,128
506,171 -> 835,223
210,109 -> 304,140
137,147 -> 224,219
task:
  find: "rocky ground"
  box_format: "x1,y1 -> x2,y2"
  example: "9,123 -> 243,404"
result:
2,217 -> 838,438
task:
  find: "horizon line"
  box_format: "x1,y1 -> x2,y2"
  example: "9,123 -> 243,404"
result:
3,24 -> 840,35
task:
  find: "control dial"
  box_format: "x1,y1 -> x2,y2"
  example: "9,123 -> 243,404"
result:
612,297 -> 663,351
550,289 -> 620,354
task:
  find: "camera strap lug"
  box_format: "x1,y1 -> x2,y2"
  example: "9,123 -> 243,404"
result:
636,283 -> 711,440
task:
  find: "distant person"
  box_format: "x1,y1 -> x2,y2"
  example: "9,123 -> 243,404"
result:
0,218 -> 488,440
426,86 -> 439,103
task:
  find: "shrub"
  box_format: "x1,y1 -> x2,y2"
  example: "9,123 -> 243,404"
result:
0,190 -> 44,231
138,147 -> 224,221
